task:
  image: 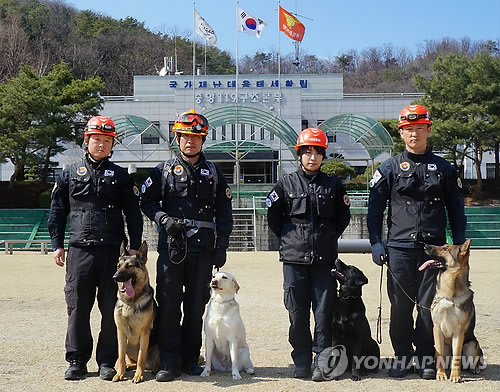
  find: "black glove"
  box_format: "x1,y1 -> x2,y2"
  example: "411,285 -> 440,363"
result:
371,242 -> 386,266
213,248 -> 227,269
160,215 -> 184,236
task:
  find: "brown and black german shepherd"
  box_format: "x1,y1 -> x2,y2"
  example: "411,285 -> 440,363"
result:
112,241 -> 160,383
424,239 -> 485,382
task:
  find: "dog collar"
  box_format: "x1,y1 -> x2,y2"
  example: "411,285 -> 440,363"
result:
211,298 -> 234,305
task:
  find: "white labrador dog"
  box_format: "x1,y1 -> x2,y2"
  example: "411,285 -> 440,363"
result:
201,271 -> 255,380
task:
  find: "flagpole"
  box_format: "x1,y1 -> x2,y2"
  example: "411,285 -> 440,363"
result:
278,0 -> 281,117
278,0 -> 283,177
192,1 -> 196,108
235,0 -> 240,206
204,39 -> 207,75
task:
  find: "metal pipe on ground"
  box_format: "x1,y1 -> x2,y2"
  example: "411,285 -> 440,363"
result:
338,239 -> 372,253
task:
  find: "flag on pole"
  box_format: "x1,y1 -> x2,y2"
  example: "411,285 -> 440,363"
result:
279,6 -> 305,42
194,8 -> 217,46
237,7 -> 267,38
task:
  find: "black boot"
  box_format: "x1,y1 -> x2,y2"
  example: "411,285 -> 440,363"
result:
64,360 -> 88,380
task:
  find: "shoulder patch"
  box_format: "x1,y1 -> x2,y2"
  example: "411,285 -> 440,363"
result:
265,198 -> 272,208
144,177 -> 153,187
343,194 -> 350,206
369,169 -> 382,188
457,177 -> 462,189
133,185 -> 140,197
225,187 -> 232,199
141,184 -> 146,194
269,191 -> 279,202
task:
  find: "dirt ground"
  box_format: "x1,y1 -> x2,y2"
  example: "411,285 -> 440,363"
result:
0,249 -> 499,392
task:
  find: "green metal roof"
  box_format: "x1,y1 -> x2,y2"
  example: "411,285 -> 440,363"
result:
205,141 -> 273,154
318,114 -> 393,159
203,104 -> 298,154
110,115 -> 167,143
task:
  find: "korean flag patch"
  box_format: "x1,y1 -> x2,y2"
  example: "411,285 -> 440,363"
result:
269,191 -> 279,202
145,177 -> 153,187
427,164 -> 437,171
201,168 -> 210,176
104,169 -> 114,177
369,169 -> 382,188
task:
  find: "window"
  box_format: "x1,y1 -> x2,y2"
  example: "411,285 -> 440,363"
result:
212,127 -> 217,141
231,124 -> 236,140
250,124 -> 255,140
240,124 -> 245,140
168,121 -> 175,142
302,119 -> 308,130
141,121 -> 161,144
141,134 -> 160,144
486,163 -> 495,179
260,127 -> 265,140
221,125 -> 226,140
327,133 -> 336,143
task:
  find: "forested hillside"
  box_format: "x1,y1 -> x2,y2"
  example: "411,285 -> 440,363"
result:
0,0 -> 497,95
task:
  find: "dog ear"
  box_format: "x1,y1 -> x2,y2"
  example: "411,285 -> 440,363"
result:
233,277 -> 240,294
137,241 -> 148,263
356,273 -> 368,287
459,238 -> 471,257
120,241 -> 129,257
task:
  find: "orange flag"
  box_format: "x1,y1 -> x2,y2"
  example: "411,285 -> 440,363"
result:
279,6 -> 305,42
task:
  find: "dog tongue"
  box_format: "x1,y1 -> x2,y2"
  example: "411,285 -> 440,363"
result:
124,279 -> 135,298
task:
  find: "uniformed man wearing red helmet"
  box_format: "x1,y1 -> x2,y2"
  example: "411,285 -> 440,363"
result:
367,105 -> 466,379
141,110 -> 233,382
266,128 -> 351,381
48,116 -> 143,381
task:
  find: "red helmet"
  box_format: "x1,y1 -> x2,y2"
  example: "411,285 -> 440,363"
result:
398,105 -> 432,129
172,110 -> 209,136
84,116 -> 117,139
296,128 -> 328,151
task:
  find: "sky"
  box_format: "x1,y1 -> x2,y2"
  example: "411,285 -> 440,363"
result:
66,0 -> 500,60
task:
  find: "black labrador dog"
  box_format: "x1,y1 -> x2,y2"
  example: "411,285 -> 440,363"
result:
331,259 -> 380,380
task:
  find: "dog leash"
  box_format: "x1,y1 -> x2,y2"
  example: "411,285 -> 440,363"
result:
376,260 -> 435,344
376,264 -> 383,344
384,263 -> 432,312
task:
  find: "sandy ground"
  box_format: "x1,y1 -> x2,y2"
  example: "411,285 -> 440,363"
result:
0,249 -> 499,392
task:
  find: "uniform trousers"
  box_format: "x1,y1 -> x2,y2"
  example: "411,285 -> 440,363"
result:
155,250 -> 213,369
283,262 -> 337,368
387,246 -> 437,363
64,245 -> 119,367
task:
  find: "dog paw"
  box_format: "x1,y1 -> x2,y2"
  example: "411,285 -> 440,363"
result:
245,368 -> 255,375
200,370 -> 211,377
436,369 -> 447,381
232,372 -> 242,380
351,375 -> 361,381
132,375 -> 144,383
112,374 -> 125,382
